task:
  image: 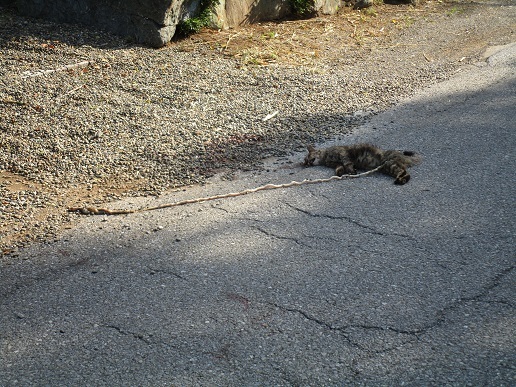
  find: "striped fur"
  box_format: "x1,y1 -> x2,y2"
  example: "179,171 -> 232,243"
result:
304,144 -> 421,185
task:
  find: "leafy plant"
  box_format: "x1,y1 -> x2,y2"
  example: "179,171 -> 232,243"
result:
290,0 -> 316,17
176,0 -> 220,36
261,31 -> 278,40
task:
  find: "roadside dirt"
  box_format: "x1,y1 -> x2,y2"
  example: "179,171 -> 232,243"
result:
1,0 -> 515,258
179,0 -> 514,66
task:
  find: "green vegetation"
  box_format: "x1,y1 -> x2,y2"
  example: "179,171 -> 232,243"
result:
261,31 -> 278,40
446,6 -> 463,16
176,0 -> 220,36
290,0 -> 316,17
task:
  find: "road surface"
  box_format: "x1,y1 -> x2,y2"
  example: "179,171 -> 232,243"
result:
1,43 -> 514,386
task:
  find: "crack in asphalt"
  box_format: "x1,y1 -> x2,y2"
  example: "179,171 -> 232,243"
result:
407,265 -> 516,336
148,267 -> 187,281
268,301 -> 420,356
268,302 -> 362,349
103,324 -> 151,344
271,302 -> 335,330
445,265 -> 514,308
252,226 -> 312,248
283,202 -> 416,241
267,265 -> 514,351
210,204 -> 230,213
3,229 -> 509,368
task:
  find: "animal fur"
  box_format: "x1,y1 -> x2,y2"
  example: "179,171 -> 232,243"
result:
304,143 -> 421,185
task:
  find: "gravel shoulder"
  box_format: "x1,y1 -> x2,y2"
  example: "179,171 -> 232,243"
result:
1,0 -> 515,257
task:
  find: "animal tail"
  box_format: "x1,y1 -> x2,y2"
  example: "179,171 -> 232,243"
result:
402,150 -> 422,165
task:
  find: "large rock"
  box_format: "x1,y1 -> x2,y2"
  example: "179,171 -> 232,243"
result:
216,0 -> 291,28
11,0 -> 345,47
215,0 -> 343,29
314,0 -> 342,14
14,0 -> 201,47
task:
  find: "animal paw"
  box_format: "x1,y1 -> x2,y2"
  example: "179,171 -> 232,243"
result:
335,166 -> 357,176
394,173 -> 410,185
335,166 -> 347,176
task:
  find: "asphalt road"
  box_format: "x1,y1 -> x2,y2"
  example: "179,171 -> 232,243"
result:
1,43 -> 515,386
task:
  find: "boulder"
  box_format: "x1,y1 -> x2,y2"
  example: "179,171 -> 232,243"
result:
11,0 -> 346,47
14,0 -> 201,47
314,0 -> 342,14
215,0 -> 344,28
217,0 -> 292,28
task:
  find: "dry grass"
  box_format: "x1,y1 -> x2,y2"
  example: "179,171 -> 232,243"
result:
175,2 -> 447,68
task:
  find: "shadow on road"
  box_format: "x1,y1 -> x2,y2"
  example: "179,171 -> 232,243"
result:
1,68 -> 515,385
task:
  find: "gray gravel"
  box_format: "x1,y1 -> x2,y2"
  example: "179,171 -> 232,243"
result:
1,1 -> 515,255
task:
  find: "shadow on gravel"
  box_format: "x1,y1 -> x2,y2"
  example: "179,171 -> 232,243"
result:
1,67 -> 515,384
0,6 -> 136,50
